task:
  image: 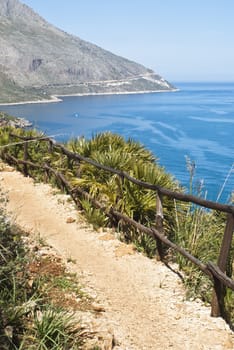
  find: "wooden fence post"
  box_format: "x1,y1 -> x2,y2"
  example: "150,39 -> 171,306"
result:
44,162 -> 50,183
23,142 -> 28,176
211,213 -> 234,317
155,191 -> 165,260
48,140 -> 53,153
118,174 -> 124,200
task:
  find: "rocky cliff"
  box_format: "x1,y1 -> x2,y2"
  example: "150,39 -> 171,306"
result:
0,0 -> 175,103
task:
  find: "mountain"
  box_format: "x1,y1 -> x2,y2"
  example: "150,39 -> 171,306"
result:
0,0 -> 175,103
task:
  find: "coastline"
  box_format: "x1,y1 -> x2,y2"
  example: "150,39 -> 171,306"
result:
56,88 -> 179,98
0,95 -> 62,107
0,88 -> 179,107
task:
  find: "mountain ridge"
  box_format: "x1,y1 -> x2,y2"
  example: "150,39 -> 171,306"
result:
0,0 -> 175,103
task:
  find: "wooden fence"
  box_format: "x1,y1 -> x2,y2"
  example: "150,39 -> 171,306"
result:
1,133 -> 234,319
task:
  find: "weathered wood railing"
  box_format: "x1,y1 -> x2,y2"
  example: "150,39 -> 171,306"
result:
1,133 -> 234,320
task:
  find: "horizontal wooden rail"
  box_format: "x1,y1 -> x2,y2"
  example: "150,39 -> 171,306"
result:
8,133 -> 234,214
9,133 -> 51,142
110,208 -> 211,276
207,262 -> 234,291
54,143 -> 234,214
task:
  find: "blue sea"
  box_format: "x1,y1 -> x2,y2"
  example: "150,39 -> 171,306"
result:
1,82 -> 234,203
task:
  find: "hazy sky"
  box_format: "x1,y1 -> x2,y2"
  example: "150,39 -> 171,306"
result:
22,0 -> 234,82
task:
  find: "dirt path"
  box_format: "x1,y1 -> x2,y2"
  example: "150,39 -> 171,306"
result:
0,164 -> 234,350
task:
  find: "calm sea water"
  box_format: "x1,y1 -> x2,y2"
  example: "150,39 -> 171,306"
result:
1,82 -> 234,202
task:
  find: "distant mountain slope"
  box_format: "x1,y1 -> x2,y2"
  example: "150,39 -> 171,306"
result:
0,0 -> 175,103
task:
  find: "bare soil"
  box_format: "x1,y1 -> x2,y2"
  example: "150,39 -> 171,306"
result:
0,163 -> 234,350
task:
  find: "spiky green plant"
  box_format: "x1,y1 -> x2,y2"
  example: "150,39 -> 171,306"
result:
67,132 -> 181,252
80,199 -> 108,230
33,308 -> 82,350
0,207 -> 31,349
0,191 -> 86,349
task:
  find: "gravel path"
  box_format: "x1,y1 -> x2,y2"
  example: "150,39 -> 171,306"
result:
0,164 -> 233,349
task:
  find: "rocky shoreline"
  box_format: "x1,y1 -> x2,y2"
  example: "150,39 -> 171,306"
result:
0,111 -> 32,128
